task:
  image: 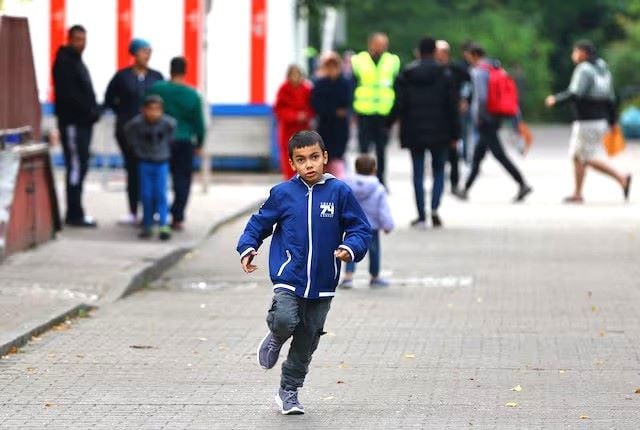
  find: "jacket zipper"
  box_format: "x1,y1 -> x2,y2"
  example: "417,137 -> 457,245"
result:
303,185 -> 313,298
334,257 -> 338,280
277,250 -> 292,276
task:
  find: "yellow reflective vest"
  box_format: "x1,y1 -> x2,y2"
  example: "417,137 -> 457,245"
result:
351,51 -> 401,116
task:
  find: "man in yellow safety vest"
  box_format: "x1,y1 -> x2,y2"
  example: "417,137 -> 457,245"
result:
351,32 -> 400,186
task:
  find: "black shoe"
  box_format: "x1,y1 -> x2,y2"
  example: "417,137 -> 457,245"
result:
138,228 -> 152,239
514,185 -> 533,203
623,174 -> 632,201
431,214 -> 442,228
453,188 -> 468,201
65,216 -> 98,228
410,218 -> 427,230
158,227 -> 172,241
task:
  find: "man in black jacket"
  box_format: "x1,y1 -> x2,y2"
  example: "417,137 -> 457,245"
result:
389,37 -> 460,228
52,25 -> 99,227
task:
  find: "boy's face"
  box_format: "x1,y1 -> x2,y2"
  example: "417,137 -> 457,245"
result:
142,102 -> 163,123
289,143 -> 328,185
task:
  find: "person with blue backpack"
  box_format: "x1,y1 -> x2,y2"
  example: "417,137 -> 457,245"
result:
454,43 -> 533,203
237,130 -> 371,415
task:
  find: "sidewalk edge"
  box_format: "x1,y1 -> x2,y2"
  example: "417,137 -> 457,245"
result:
118,199 -> 263,300
0,303 -> 94,357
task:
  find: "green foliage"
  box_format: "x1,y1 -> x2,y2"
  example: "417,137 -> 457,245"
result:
302,0 -> 640,120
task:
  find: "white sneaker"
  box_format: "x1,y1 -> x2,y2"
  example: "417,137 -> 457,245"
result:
117,213 -> 138,226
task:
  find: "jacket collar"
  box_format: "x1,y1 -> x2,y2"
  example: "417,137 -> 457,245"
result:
295,173 -> 336,188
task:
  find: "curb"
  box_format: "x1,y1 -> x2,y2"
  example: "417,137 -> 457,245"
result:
0,199 -> 263,357
110,198 -> 264,300
0,303 -> 94,357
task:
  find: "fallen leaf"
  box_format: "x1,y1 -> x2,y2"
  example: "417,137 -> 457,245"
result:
559,370 -> 566,374
26,367 -> 37,374
337,380 -> 345,384
44,402 -> 53,408
510,385 -> 522,392
322,396 -> 335,401
634,389 -> 640,394
31,336 -> 42,342
598,330 -> 606,337
404,354 -> 416,359
579,415 -> 590,420
218,344 -> 229,351
8,346 -> 18,355
338,362 -> 348,369
594,359 -> 605,366
76,354 -> 85,358
591,305 -> 598,313
505,402 -> 519,408
129,345 -> 155,349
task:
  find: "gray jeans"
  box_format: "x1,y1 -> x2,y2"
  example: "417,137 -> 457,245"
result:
266,289 -> 332,390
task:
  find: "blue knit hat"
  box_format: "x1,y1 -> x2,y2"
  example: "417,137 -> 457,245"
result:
128,38 -> 151,55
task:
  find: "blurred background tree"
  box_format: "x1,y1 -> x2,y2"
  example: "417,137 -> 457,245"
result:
300,0 -> 640,121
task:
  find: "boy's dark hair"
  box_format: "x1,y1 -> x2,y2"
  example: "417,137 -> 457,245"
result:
469,43 -> 486,57
418,37 -> 436,56
462,40 -> 474,52
288,130 -> 325,158
355,154 -> 377,175
143,94 -> 164,107
67,25 -> 86,38
574,39 -> 596,60
170,57 -> 187,76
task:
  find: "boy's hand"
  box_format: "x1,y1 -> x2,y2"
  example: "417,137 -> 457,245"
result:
334,249 -> 352,263
241,251 -> 258,273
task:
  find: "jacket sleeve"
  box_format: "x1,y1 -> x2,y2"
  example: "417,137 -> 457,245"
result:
444,70 -> 461,141
53,56 -> 96,117
193,93 -> 206,147
388,71 -> 407,126
236,188 -> 283,259
554,65 -> 590,105
376,187 -> 395,232
339,188 -> 372,263
104,72 -> 120,112
273,86 -> 299,124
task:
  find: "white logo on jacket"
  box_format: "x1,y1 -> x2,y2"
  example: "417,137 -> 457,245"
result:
320,202 -> 335,218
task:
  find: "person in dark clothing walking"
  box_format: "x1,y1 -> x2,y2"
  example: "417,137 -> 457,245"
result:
52,25 -> 100,228
454,44 -> 532,203
435,39 -> 471,194
147,57 -> 206,231
104,38 -> 164,225
311,52 -> 352,178
389,37 -> 460,229
351,33 -> 401,186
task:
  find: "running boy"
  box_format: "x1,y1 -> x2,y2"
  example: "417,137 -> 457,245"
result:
340,155 -> 394,288
124,95 -> 176,240
237,130 -> 371,415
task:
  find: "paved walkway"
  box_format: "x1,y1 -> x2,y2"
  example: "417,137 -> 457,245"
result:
0,170 -> 274,355
1,126 -> 639,428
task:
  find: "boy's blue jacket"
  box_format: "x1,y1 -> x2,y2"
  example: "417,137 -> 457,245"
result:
237,174 -> 372,299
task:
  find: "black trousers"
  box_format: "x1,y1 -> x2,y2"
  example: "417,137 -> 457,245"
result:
465,124 -> 524,191
267,289 -> 332,390
115,127 -> 139,216
357,114 -> 390,186
170,140 -> 195,223
59,121 -> 93,223
448,145 -> 460,191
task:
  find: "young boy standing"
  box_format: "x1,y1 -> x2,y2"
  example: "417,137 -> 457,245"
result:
237,130 -> 371,415
341,155 -> 394,288
124,95 -> 176,240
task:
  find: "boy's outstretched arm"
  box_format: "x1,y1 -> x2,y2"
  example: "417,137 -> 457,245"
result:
338,190 -> 372,263
237,189 -> 283,273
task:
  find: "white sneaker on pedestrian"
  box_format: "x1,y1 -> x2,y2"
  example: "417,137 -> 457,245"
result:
117,213 -> 138,226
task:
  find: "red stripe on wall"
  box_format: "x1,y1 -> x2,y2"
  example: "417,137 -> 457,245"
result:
49,0 -> 66,102
250,0 -> 267,104
117,0 -> 133,69
183,0 -> 203,88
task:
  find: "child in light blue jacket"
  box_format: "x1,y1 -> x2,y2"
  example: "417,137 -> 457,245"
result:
341,154 -> 395,288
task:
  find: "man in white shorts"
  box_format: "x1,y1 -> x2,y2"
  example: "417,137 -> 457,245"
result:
545,40 -> 631,203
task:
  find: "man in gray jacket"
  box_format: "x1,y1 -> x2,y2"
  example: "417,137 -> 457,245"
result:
545,40 -> 631,203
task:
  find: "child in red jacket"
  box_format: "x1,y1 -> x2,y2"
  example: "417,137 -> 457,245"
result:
274,65 -> 314,179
